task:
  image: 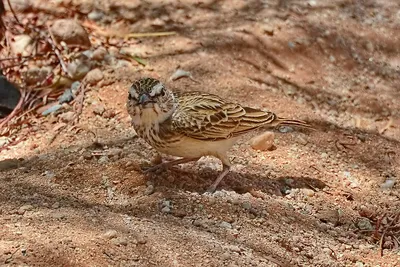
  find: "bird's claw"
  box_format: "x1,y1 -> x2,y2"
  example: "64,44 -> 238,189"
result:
142,163 -> 167,173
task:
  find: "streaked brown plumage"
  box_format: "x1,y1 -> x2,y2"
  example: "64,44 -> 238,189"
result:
127,77 -> 311,192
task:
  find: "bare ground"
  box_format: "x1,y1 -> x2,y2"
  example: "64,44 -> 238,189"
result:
1,0 -> 400,266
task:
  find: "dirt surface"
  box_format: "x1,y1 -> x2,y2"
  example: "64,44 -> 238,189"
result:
1,0 -> 400,266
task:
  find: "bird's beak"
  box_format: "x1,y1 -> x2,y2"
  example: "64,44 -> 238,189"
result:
138,94 -> 151,105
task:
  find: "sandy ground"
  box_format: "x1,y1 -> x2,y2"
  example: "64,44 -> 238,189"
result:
1,0 -> 400,266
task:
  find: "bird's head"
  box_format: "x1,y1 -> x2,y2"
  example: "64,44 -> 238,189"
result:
127,77 -> 176,127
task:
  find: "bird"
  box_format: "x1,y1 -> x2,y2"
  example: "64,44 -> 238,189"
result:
127,77 -> 312,192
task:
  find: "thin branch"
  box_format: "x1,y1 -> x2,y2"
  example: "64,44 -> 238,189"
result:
73,79 -> 87,123
6,0 -> 21,25
0,53 -> 54,62
45,25 -> 69,76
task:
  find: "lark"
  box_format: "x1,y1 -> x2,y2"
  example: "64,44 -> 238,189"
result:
127,77 -> 311,192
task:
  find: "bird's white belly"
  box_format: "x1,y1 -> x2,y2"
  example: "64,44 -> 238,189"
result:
156,136 -> 239,159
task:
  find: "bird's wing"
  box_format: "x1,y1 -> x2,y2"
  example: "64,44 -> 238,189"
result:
171,92 -> 277,140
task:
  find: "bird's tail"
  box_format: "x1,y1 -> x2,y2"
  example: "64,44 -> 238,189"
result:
274,117 -> 314,130
237,107 -> 314,132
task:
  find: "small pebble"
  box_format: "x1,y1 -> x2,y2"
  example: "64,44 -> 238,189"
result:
284,178 -> 294,186
144,185 -> 155,195
161,206 -> 171,213
102,230 -> 118,240
85,68 -> 104,85
112,237 -> 128,246
58,89 -> 74,104
17,204 -> 34,215
88,10 -> 104,21
296,135 -> 308,145
229,245 -> 241,253
381,179 -> 395,190
42,104 -> 63,116
221,252 -> 231,260
357,218 -> 373,231
249,131 -> 275,151
92,47 -> 108,61
278,126 -> 294,133
71,81 -> 81,93
220,221 -> 233,229
162,200 -> 171,207
137,237 -> 147,244
93,104 -> 105,115
169,69 -> 198,82
98,155 -> 109,164
59,111 -> 75,123
193,219 -> 206,227
51,202 -> 60,209
302,188 -> 315,197
172,210 -> 187,218
242,201 -> 252,210
82,50 -> 94,59
67,57 -> 91,80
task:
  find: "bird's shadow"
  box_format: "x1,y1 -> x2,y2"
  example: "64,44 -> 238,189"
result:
145,164 -> 327,196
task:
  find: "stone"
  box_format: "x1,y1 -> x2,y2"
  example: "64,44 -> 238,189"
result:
10,35 -> 33,56
98,155 -> 109,164
302,188 -> 315,197
50,19 -> 91,48
92,47 -> 108,61
67,54 -> 92,80
102,230 -> 118,239
58,89 -> 74,104
365,41 -> 374,53
151,18 -> 166,27
41,103 -> 63,116
161,206 -> 171,213
88,10 -> 104,21
220,221 -> 233,229
17,204 -> 34,215
112,237 -> 128,246
93,104 -> 105,116
71,81 -> 81,93
249,131 -> 275,151
357,218 -> 373,231
278,126 -> 294,133
59,111 -> 75,122
144,185 -> 155,195
85,68 -> 104,85
242,201 -> 252,210
381,179 -> 395,190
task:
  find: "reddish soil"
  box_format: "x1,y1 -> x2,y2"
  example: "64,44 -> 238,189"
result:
1,0 -> 400,266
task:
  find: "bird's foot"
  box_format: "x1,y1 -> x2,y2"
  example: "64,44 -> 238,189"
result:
142,162 -> 167,173
204,164 -> 231,194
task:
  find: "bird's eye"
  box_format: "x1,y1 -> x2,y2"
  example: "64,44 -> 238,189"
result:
160,90 -> 166,96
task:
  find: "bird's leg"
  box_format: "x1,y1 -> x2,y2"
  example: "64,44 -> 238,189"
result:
144,157 -> 200,173
207,164 -> 231,193
206,154 -> 231,193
